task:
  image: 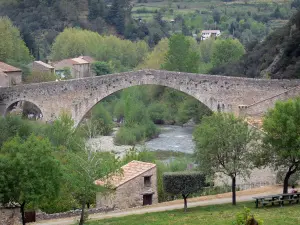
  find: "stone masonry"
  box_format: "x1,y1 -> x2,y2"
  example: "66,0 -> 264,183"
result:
96,161 -> 158,210
1,69 -> 300,126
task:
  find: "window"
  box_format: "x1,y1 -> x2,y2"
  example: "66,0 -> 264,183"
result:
144,176 -> 151,187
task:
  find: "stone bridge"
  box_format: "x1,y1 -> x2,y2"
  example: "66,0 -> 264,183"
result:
1,69 -> 300,127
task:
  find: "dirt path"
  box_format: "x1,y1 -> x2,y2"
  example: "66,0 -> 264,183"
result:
30,185 -> 282,225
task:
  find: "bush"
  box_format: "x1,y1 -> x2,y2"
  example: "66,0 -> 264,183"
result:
234,207 -> 263,225
114,127 -> 137,145
163,171 -> 206,211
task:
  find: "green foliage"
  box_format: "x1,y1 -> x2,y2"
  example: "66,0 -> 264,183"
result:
63,149 -> 120,224
0,115 -> 40,147
0,135 -> 61,224
163,172 -> 206,196
86,201 -> 300,225
262,98 -> 300,193
162,34 -> 199,73
92,61 -> 113,76
177,98 -> 211,124
0,17 -> 33,65
92,104 -> 113,136
163,171 -> 206,211
45,113 -> 84,152
193,113 -> 259,204
211,39 -> 245,68
234,207 -> 263,225
25,71 -> 57,83
137,38 -> 169,70
51,29 -> 149,71
121,147 -> 156,165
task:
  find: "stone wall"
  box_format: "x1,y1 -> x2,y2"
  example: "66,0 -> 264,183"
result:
1,69 -> 300,126
96,167 -> 158,210
36,207 -> 114,221
0,207 -> 21,225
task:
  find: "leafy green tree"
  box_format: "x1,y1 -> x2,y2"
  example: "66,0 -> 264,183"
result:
64,149 -> 120,225
177,98 -> 211,124
211,39 -> 245,68
91,61 -> 113,76
137,38 -> 169,70
193,113 -> 258,205
262,98 -> 300,193
0,135 -> 61,225
0,115 -> 40,147
0,17 -> 33,65
163,172 -> 206,212
45,113 -> 84,152
162,34 -> 199,73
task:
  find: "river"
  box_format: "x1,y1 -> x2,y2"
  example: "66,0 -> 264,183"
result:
87,125 -> 195,157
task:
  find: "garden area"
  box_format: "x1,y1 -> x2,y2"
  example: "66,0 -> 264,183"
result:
86,201 -> 300,225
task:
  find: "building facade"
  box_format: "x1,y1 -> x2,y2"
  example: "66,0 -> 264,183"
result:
96,160 -> 158,210
0,61 -> 22,87
201,30 -> 221,40
32,61 -> 54,74
53,56 -> 94,79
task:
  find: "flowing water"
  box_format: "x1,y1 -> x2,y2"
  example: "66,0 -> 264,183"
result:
144,125 -> 195,154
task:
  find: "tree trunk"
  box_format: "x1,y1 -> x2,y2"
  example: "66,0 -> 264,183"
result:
283,170 -> 295,194
20,201 -> 26,225
232,176 -> 236,206
182,194 -> 188,212
79,201 -> 86,225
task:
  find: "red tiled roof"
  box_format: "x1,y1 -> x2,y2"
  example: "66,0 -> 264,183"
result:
0,61 -> 21,72
95,160 -> 156,188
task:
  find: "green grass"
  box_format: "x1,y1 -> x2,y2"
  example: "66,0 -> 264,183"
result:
86,201 -> 300,225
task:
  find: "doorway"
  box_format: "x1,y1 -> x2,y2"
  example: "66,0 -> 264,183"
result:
143,194 -> 153,206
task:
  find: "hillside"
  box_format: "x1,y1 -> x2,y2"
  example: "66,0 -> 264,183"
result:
0,0 -> 125,59
214,10 -> 300,79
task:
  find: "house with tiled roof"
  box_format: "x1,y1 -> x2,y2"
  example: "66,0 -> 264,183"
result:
0,61 -> 22,87
52,56 -> 95,79
31,61 -> 54,74
95,160 -> 158,209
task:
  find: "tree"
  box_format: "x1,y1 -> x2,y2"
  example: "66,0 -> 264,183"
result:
45,113 -> 84,152
262,98 -> 300,194
64,148 -> 120,225
163,172 -> 206,212
0,135 -> 61,225
0,17 -> 33,65
211,39 -> 245,68
162,34 -> 199,73
91,61 -> 113,76
193,113 -> 258,205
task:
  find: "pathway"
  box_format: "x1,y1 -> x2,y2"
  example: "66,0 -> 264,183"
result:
30,185 -> 282,225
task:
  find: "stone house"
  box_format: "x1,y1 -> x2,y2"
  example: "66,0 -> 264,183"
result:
52,56 -> 95,79
0,61 -> 22,87
31,61 -> 55,74
95,160 -> 158,210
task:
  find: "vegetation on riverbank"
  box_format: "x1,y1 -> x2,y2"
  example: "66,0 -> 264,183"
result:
86,201 -> 300,225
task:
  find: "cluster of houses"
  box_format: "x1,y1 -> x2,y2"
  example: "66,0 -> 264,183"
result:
0,56 -> 96,88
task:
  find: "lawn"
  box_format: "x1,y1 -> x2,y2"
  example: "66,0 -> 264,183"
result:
87,201 -> 300,225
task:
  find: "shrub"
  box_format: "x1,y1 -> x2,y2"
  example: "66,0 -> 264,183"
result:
234,207 -> 263,225
163,171 -> 206,212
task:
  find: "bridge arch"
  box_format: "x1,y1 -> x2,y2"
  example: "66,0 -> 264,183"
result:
75,84 -> 215,127
5,98 -> 44,119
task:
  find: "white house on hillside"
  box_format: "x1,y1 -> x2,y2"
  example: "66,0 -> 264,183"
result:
201,30 -> 221,40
